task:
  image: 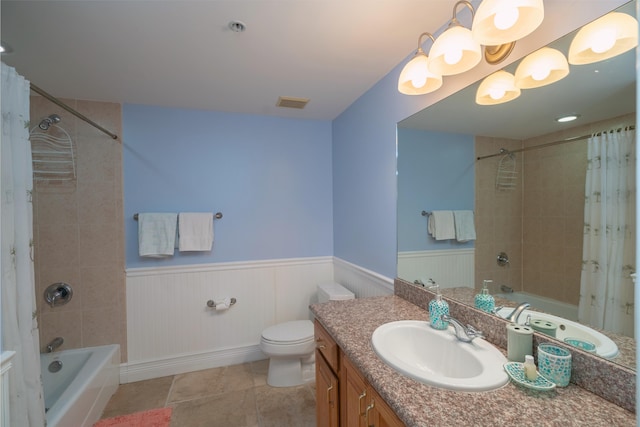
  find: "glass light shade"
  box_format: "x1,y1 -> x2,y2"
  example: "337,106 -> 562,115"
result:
514,47 -> 569,89
428,26 -> 482,76
476,70 -> 521,105
568,12 -> 638,65
472,0 -> 544,45
398,52 -> 443,95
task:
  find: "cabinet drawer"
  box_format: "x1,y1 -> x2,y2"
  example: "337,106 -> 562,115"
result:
315,320 -> 339,372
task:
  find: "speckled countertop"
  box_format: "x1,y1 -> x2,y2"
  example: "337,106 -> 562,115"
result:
310,296 -> 635,427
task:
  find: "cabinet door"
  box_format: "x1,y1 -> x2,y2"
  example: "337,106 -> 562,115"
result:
340,354 -> 368,427
316,349 -> 339,427
366,386 -> 405,427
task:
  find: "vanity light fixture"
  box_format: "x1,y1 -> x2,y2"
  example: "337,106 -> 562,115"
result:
428,1 -> 482,76
398,32 -> 443,95
568,12 -> 638,65
514,47 -> 569,89
475,70 -> 521,105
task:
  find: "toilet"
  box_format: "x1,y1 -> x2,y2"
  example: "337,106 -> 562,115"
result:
260,282 -> 355,387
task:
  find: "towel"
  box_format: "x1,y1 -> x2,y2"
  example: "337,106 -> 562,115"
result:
428,210 -> 455,240
178,212 -> 214,251
138,213 -> 178,257
453,210 -> 476,242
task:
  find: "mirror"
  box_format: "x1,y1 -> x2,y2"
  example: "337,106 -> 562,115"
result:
397,2 -> 636,371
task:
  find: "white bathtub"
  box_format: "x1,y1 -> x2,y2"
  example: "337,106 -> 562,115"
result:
41,345 -> 120,427
495,291 -> 578,321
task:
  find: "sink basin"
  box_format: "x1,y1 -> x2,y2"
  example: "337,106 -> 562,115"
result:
371,320 -> 508,392
495,308 -> 619,359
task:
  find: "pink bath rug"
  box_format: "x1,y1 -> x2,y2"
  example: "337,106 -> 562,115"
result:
93,407 -> 172,427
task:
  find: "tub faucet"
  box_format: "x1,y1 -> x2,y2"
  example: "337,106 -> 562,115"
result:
47,337 -> 64,353
505,302 -> 531,324
441,314 -> 485,343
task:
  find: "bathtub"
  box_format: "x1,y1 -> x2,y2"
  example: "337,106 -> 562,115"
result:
41,344 -> 120,427
495,291 -> 578,321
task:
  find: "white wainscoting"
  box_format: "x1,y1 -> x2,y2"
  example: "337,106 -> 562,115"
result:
333,257 -> 394,298
123,256 -> 333,383
397,249 -> 475,289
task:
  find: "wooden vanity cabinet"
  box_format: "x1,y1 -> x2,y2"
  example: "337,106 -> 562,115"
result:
315,321 -> 340,427
314,320 -> 404,427
340,354 -> 404,427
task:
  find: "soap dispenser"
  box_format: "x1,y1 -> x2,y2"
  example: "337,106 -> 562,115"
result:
474,280 -> 495,313
428,283 -> 449,330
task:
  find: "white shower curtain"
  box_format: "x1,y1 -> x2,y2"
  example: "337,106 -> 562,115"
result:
1,63 -> 46,426
579,128 -> 636,337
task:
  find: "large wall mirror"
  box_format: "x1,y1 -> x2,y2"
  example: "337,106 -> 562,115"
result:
397,1 -> 636,372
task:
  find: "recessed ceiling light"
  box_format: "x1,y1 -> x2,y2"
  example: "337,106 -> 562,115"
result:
555,114 -> 581,123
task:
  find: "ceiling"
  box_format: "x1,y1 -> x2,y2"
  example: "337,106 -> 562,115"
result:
1,0 -> 459,121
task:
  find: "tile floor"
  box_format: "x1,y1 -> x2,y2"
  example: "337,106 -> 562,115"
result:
100,359 -> 317,427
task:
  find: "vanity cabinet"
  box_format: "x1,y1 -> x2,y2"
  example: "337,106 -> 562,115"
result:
340,354 -> 404,427
315,321 -> 340,427
315,320 -> 404,427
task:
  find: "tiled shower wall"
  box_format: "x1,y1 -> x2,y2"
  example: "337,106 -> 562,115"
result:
475,113 -> 635,305
30,97 -> 126,361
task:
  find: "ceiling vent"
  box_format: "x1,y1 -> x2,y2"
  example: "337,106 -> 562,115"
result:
276,96 -> 310,109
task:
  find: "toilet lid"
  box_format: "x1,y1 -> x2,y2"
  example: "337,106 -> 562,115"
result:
262,320 -> 313,343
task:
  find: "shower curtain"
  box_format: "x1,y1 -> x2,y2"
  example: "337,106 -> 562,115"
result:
1,63 -> 46,426
579,127 -> 636,337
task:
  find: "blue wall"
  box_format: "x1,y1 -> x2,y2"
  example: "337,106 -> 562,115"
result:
123,104 -> 333,268
396,128 -> 475,252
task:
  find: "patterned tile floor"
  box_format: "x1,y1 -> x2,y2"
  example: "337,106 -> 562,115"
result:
100,360 -> 316,427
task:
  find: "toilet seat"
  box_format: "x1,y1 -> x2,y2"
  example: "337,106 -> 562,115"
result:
261,320 -> 313,345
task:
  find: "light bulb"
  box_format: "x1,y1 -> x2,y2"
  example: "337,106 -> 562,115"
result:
591,28 -> 617,53
444,49 -> 463,65
531,67 -> 550,81
411,75 -> 427,89
494,7 -> 519,30
489,87 -> 506,100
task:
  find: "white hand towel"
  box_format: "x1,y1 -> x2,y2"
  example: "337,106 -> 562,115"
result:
138,213 -> 178,257
453,210 -> 476,242
179,212 -> 214,251
428,211 -> 455,240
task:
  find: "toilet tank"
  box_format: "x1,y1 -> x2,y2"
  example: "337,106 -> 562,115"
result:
317,282 -> 355,303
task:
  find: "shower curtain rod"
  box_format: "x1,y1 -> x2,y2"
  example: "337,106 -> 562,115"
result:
476,125 -> 635,161
29,83 -> 119,140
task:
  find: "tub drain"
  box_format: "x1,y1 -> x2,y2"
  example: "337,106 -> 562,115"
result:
48,360 -> 63,373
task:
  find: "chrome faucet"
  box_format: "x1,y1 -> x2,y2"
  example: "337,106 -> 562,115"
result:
505,302 -> 531,323
47,337 -> 64,353
441,314 -> 485,343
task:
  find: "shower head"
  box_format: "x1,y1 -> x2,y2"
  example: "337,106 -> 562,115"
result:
38,114 -> 61,130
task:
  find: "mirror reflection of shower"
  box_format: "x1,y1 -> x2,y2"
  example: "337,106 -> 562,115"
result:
38,114 -> 61,130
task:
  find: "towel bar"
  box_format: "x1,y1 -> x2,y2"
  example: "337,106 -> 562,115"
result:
133,212 -> 223,220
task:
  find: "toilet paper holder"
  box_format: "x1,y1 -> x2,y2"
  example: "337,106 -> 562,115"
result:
206,297 -> 237,309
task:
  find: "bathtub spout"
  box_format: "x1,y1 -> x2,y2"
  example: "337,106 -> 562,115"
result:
47,337 -> 64,353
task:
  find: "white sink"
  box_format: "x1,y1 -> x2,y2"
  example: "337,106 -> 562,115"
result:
371,320 -> 508,392
495,308 -> 619,359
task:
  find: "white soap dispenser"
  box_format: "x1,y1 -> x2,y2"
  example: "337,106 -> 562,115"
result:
428,283 -> 449,330
474,280 -> 495,313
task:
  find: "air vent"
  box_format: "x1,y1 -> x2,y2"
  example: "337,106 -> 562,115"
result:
276,96 -> 310,109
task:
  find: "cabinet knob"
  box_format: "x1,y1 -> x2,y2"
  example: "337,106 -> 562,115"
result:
327,382 -> 334,405
316,338 -> 326,349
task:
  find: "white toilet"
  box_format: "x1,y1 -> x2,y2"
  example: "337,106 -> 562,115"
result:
260,281 -> 355,387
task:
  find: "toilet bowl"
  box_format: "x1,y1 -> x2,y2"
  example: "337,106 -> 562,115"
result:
260,282 -> 355,387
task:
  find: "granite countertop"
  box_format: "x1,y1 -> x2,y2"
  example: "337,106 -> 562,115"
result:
310,296 -> 636,427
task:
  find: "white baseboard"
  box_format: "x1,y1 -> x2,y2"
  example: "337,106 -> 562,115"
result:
119,345 -> 265,384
